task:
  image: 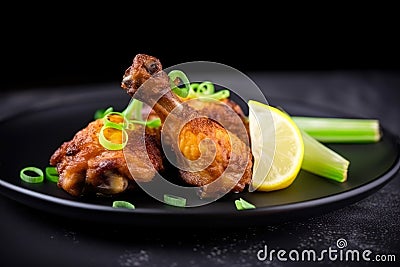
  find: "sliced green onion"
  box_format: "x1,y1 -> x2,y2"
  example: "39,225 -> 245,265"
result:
186,82 -> 230,100
197,82 -> 215,95
122,99 -> 161,129
97,100 -> 163,150
103,112 -> 128,130
198,90 -> 230,100
145,118 -> 162,128
163,194 -> 187,207
168,70 -> 230,100
301,130 -> 349,182
129,118 -> 162,128
187,82 -> 216,97
292,116 -> 381,143
187,83 -> 200,98
168,70 -> 190,98
122,99 -> 143,120
20,167 -> 44,183
45,167 -> 59,183
99,126 -> 128,150
94,106 -> 114,120
112,200 -> 135,209
235,198 -> 256,210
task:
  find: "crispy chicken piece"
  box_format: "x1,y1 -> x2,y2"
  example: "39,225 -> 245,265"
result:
50,115 -> 163,196
185,98 -> 250,138
121,54 -> 253,196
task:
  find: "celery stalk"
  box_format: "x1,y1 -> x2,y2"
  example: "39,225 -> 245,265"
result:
293,116 -> 381,143
301,130 -> 349,182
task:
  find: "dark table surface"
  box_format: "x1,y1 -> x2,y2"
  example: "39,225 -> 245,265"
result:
1,71 -> 399,266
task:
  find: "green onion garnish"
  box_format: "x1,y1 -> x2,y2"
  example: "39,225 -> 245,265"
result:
112,200 -> 135,209
178,79 -> 230,100
198,89 -> 230,100
144,118 -> 162,128
103,112 -> 128,130
94,106 -> 114,120
95,100 -> 162,151
195,82 -> 214,95
20,167 -> 44,183
293,116 -> 381,143
235,198 -> 256,210
45,167 -> 59,183
163,194 -> 187,207
168,70 -> 190,98
129,118 -> 162,128
122,99 -> 143,120
301,130 -> 349,182
99,125 -> 129,151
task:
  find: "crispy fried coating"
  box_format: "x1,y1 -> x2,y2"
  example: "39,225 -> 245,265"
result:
50,118 -> 163,196
121,54 -> 253,196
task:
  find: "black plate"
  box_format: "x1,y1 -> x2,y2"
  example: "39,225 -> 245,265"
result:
0,88 -> 399,227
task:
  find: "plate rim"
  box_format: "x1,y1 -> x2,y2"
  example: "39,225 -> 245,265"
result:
1,132 -> 399,217
1,90 -> 400,224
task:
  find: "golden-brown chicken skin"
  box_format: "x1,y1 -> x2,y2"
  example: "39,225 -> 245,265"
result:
121,54 -> 253,196
50,116 -> 163,197
177,116 -> 252,194
184,98 -> 250,139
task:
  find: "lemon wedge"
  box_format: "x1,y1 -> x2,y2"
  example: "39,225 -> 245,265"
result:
248,100 -> 304,191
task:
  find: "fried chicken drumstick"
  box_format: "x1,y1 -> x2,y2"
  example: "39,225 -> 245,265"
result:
121,54 -> 253,195
50,110 -> 163,196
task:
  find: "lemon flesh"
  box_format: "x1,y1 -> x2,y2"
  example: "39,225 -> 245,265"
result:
248,100 -> 304,191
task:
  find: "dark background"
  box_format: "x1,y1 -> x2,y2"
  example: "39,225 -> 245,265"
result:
1,10 -> 400,267
2,11 -> 399,91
